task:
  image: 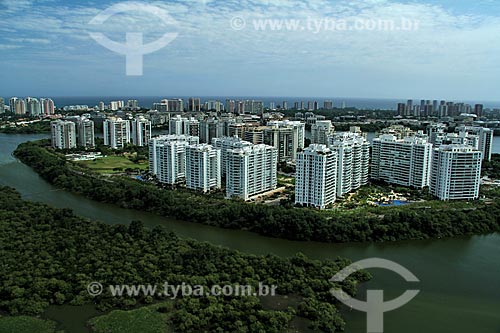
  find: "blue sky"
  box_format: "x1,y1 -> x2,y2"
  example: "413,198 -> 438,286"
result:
1,0 -> 500,100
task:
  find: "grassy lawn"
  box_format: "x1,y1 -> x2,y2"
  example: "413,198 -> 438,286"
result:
0,316 -> 57,333
88,303 -> 172,333
77,155 -> 148,174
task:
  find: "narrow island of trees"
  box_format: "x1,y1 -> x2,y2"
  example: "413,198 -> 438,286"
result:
0,186 -> 369,332
14,140 -> 500,244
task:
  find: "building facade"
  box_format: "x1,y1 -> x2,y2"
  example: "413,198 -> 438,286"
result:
328,131 -> 370,197
186,144 -> 222,192
51,120 -> 77,149
430,145 -> 482,200
103,118 -> 131,149
131,117 -> 152,147
295,144 -> 337,209
371,134 -> 433,188
225,144 -> 278,201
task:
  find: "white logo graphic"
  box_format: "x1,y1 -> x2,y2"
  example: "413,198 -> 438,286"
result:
330,258 -> 419,333
88,2 -> 178,76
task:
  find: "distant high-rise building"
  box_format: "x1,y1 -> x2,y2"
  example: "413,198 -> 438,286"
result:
282,101 -> 288,110
474,104 -> 484,117
205,100 -> 223,112
311,120 -> 335,145
225,144 -> 278,201
10,97 -> 26,115
27,98 -> 41,116
103,118 -> 131,149
397,103 -> 406,116
406,100 -> 413,113
242,100 -> 264,115
200,118 -> 224,143
51,120 -> 77,149
99,101 -> 105,111
307,101 -> 314,111
169,115 -> 199,136
167,99 -> 184,112
41,98 -> 55,115
323,100 -> 333,110
188,98 -> 201,112
131,117 -> 152,147
186,144 -> 222,192
126,100 -> 140,111
264,120 -> 305,162
244,126 -> 266,145
371,134 -> 432,188
225,99 -> 236,113
295,144 -> 337,210
269,102 -> 276,110
293,102 -> 300,110
77,117 -> 95,148
430,145 -> 482,201
0,98 -> 4,113
456,126 -> 494,161
328,131 -> 370,197
300,101 -> 305,110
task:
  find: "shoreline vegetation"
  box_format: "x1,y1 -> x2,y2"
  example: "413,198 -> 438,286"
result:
13,140 -> 500,243
0,186 -> 369,332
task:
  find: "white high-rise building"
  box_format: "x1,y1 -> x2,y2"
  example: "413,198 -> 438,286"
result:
371,134 -> 433,188
311,120 -> 335,145
131,117 -> 152,147
226,144 -> 278,201
77,118 -> 95,148
430,145 -> 482,201
328,131 -> 370,197
26,98 -> 41,116
295,144 -> 337,209
200,118 -> 224,143
186,144 -> 222,192
149,135 -> 199,176
212,137 -> 253,176
103,118 -> 131,149
41,98 -> 55,115
169,115 -> 199,137
51,120 -> 77,149
456,126 -> 494,161
264,120 -> 305,162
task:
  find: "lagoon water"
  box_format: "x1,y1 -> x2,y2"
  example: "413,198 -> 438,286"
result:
0,134 -> 499,333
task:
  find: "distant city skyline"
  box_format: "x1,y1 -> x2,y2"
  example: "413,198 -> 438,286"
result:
1,0 -> 500,100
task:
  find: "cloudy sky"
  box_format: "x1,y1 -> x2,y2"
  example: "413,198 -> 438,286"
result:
1,0 -> 499,100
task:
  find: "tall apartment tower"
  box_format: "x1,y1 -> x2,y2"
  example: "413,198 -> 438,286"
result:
328,131 -> 370,197
311,120 -> 335,145
51,120 -> 77,149
131,117 -> 152,147
186,144 -> 222,192
77,118 -> 95,148
200,118 -> 225,143
295,144 -> 337,210
371,134 -> 433,188
456,126 -> 494,161
148,135 -> 199,184
103,118 -> 131,149
430,145 -> 482,201
225,144 -> 278,201
264,120 -> 305,163
212,137 -> 253,176
41,98 -> 55,115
